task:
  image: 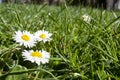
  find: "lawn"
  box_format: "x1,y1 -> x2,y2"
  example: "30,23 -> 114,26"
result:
0,3 -> 120,80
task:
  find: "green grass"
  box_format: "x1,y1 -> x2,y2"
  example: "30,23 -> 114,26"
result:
0,3 -> 120,80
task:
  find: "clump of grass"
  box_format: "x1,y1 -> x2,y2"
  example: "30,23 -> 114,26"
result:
0,3 -> 120,80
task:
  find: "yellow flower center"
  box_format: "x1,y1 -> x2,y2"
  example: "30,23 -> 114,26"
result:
83,16 -> 87,19
31,51 -> 42,58
21,34 -> 30,41
39,34 -> 46,39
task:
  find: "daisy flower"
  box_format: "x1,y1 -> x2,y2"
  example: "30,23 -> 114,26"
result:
13,30 -> 36,48
22,50 -> 50,65
81,14 -> 91,22
34,30 -> 52,43
73,73 -> 80,77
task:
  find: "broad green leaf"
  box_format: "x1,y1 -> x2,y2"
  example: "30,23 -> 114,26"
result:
5,65 -> 28,80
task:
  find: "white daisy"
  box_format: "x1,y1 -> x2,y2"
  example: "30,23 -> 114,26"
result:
34,30 -> 52,43
81,14 -> 91,22
73,73 -> 80,77
22,50 -> 50,65
13,30 -> 36,48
